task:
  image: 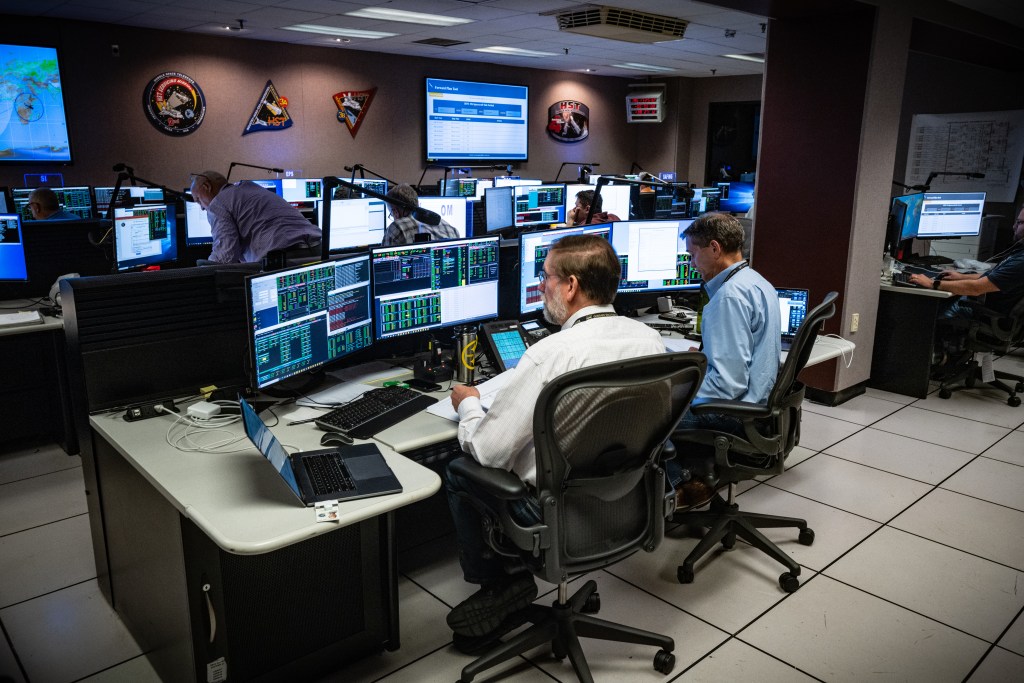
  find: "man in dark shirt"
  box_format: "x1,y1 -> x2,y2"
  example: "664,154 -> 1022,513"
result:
566,189 -> 621,226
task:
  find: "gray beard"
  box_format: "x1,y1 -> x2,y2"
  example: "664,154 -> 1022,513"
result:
543,292 -> 568,326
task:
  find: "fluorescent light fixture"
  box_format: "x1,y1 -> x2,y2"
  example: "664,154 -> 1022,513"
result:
723,53 -> 765,63
283,24 -> 397,39
610,62 -> 676,73
344,8 -> 472,27
474,46 -> 558,57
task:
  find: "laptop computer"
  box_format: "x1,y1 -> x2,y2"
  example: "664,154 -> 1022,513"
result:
776,288 -> 809,351
240,398 -> 402,506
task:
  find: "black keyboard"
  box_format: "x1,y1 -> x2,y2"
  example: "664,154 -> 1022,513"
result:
891,271 -> 924,288
301,453 -> 355,496
897,263 -> 942,279
315,386 -> 439,439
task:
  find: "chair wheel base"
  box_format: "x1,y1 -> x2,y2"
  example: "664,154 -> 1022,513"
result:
799,528 -> 815,545
779,572 -> 800,593
939,388 -> 952,399
654,649 -> 675,674
581,592 -> 601,614
1008,396 -> 1021,407
677,566 -> 694,584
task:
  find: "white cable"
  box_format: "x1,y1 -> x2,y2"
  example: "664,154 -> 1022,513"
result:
156,404 -> 250,453
819,333 -> 855,368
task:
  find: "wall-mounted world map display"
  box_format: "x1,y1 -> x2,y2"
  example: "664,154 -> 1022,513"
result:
0,44 -> 72,163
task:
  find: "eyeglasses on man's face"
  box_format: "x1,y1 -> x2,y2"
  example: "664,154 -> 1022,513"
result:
537,270 -> 561,284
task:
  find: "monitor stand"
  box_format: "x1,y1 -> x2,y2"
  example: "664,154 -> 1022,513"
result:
258,369 -> 327,399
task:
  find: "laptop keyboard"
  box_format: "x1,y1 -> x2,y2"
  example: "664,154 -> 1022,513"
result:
302,453 -> 355,496
315,385 -> 439,439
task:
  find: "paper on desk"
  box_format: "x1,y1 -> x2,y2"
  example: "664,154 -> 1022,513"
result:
306,361 -> 410,405
0,310 -> 43,328
664,337 -> 699,353
426,371 -> 517,422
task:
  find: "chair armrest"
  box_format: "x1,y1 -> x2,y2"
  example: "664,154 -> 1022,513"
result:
448,457 -> 529,500
689,396 -> 772,419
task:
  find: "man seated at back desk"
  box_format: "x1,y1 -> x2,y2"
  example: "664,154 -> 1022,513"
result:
443,234 -> 666,650
671,212 -> 781,509
907,206 -> 1024,364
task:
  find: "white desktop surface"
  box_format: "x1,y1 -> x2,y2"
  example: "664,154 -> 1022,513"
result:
0,298 -> 63,337
880,282 -> 954,298
89,401 -> 441,555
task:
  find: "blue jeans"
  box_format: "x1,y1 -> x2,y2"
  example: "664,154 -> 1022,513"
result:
665,409 -> 746,488
444,462 -> 542,585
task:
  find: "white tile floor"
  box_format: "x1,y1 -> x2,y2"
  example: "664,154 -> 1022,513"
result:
2,351 -> 1024,682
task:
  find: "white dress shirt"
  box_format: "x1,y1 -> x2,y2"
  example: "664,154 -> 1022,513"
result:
456,305 -> 666,486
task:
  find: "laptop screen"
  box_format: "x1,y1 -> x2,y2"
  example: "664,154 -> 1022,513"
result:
777,288 -> 809,338
240,399 -> 302,498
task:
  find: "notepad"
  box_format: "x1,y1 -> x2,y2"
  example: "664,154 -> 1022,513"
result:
0,310 -> 44,329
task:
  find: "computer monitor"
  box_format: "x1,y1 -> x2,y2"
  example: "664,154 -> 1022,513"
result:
472,179 -> 493,201
690,187 -> 722,215
332,178 -> 388,200
112,204 -> 178,271
565,184 -> 631,221
279,177 -> 323,209
416,196 -> 469,238
0,214 -> 28,281
0,187 -> 10,214
184,200 -> 213,246
484,186 -> 514,232
371,235 -> 500,340
12,186 -> 94,221
247,179 -> 281,194
891,193 -> 925,246
94,186 -> 165,218
719,181 -> 755,214
246,254 -> 374,390
441,178 -> 478,198
518,225 -> 611,316
493,177 -> 541,188
610,220 -> 700,294
650,183 -> 692,220
514,184 -> 566,228
916,192 -> 986,239
320,197 -> 388,252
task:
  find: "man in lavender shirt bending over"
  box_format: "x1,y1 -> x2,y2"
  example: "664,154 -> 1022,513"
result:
189,171 -> 321,265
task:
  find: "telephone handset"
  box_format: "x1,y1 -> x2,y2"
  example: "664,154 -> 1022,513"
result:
519,318 -> 552,342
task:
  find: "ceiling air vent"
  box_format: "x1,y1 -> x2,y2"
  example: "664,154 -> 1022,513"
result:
414,37 -> 470,47
555,6 -> 687,44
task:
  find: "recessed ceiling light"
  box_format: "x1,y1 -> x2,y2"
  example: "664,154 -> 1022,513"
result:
283,24 -> 397,39
723,53 -> 765,63
474,46 -> 558,57
610,63 -> 676,73
344,8 -> 472,27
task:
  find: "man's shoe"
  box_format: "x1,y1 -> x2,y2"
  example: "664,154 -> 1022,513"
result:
675,479 -> 715,511
451,605 -> 539,655
446,575 -> 537,638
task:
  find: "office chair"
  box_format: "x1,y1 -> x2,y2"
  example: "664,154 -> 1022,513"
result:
671,291 -> 838,593
448,352 -> 706,683
935,295 -> 1024,407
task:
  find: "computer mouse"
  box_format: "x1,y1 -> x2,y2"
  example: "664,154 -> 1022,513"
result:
320,431 -> 354,447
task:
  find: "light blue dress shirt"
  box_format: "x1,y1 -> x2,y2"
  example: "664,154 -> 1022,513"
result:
698,260 -> 781,402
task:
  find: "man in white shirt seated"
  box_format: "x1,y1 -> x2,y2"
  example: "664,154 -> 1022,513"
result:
444,235 -> 666,649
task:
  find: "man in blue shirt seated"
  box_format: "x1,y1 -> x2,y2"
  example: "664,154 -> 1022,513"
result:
189,170 -> 321,264
671,212 -> 781,508
27,188 -> 80,221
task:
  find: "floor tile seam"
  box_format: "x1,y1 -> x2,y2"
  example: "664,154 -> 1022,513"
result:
68,654 -> 147,683
399,573 -> 462,610
977,429 -> 1024,460
815,449 -> 967,487
0,463 -> 83,488
727,634 -> 830,682
669,634 -> 826,683
0,618 -> 28,683
596,566 -> 734,637
865,422 -> 1000,455
904,401 -> 1024,431
0,576 -> 96,613
815,573 -> 1003,645
883,521 -> 1024,574
755,478 -> 913,525
934,484 -> 1024,516
0,511 -> 90,541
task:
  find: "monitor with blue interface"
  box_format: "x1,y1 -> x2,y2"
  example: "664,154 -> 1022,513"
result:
321,197 -> 387,252
12,186 -> 93,221
112,204 -> 177,271
719,181 -> 754,213
416,196 -> 469,238
246,254 -> 373,390
514,184 -> 566,228
610,220 -> 700,293
0,214 -> 28,281
425,78 -> 528,162
371,235 -> 500,340
518,225 -> 611,316
185,199 -> 213,246
484,186 -> 514,232
0,44 -> 72,164
0,187 -> 10,213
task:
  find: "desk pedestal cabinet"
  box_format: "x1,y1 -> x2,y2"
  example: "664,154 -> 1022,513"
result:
869,286 -> 950,398
90,433 -> 399,682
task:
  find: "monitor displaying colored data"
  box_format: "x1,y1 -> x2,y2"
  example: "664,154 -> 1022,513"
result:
425,78 -> 528,162
246,254 -> 373,389
0,213 -> 28,281
518,225 -> 611,316
112,204 -> 177,271
514,184 -> 566,228
0,44 -> 72,163
371,235 -> 500,340
321,197 -> 388,253
94,186 -> 164,218
12,186 -> 93,221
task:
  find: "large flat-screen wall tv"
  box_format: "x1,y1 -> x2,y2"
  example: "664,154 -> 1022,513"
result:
425,78 -> 528,162
0,44 -> 73,164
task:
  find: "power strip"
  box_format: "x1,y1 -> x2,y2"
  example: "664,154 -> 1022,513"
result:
123,400 -> 178,422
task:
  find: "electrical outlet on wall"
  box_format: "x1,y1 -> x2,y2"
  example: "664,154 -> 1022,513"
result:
851,313 -> 860,333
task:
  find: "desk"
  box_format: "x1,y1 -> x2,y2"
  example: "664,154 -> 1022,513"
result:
87,402 -> 440,682
869,284 -> 953,398
0,299 -> 75,453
